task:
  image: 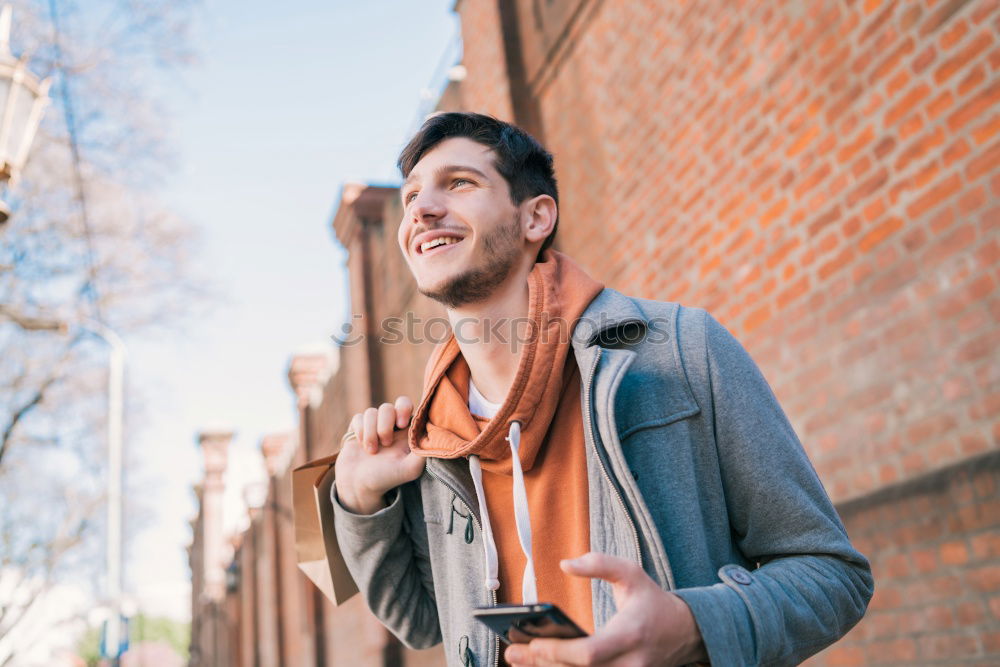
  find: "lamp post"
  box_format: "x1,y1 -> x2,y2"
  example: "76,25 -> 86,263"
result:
83,320 -> 127,666
11,313 -> 128,664
0,4 -> 51,224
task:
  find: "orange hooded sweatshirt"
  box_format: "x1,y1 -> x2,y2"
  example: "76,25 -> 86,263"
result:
408,249 -> 604,634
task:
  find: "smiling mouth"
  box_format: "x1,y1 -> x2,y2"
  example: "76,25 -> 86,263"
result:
417,236 -> 465,256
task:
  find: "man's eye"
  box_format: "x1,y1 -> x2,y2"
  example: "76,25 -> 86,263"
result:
404,191 -> 418,204
452,178 -> 472,187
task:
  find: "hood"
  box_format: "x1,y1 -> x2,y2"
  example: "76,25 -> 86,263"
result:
408,248 -> 604,475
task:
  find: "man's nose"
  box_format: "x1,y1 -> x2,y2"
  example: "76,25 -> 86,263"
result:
409,190 -> 446,223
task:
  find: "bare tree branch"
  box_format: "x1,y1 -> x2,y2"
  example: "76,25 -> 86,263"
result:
0,337 -> 77,467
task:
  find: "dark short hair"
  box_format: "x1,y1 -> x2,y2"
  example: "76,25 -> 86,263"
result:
397,112 -> 558,255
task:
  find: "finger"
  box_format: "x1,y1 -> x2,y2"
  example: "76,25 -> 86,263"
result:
376,402 -> 396,447
504,644 -> 540,666
400,451 -> 426,480
525,634 -> 629,666
342,413 -> 363,453
394,395 -> 414,429
560,552 -> 644,589
362,407 -> 379,454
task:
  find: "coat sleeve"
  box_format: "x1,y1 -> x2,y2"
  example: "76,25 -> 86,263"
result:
672,309 -> 874,667
331,480 -> 442,649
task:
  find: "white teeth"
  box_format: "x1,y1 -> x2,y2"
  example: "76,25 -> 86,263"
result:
420,236 -> 462,253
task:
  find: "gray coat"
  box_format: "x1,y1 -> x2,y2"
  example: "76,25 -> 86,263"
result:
330,288 -> 874,666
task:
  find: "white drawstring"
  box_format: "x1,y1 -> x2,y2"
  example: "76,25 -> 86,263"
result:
468,420 -> 538,604
468,454 -> 500,592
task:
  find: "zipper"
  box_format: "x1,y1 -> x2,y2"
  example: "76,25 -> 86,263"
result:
424,463 -> 501,667
583,348 -> 643,570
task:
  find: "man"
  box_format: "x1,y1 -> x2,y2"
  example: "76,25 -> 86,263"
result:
330,112 -> 872,666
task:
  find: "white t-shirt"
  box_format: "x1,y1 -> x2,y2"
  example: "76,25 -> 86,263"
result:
468,379 -> 502,419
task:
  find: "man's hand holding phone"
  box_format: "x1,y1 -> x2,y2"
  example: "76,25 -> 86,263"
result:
503,553 -> 708,667
334,396 -> 425,515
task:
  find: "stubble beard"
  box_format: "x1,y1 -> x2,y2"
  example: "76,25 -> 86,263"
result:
417,213 -> 522,309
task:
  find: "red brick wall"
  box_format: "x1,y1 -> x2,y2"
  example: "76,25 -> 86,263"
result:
814,458 -> 1000,664
481,0 -> 1000,502
454,0 -> 515,119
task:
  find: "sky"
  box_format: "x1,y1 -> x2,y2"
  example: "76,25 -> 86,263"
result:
125,0 -> 459,622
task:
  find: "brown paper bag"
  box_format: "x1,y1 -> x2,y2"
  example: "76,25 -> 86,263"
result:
292,453 -> 359,605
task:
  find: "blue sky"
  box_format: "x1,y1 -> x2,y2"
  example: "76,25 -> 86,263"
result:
127,0 -> 458,620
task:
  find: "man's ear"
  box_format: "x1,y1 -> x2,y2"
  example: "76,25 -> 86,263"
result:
522,194 -> 557,244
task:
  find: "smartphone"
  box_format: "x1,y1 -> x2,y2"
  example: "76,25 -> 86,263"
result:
472,603 -> 588,644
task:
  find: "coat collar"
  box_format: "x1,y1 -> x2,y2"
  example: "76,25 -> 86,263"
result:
572,287 -> 649,351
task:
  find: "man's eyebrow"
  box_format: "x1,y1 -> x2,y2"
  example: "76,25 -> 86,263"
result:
403,165 -> 490,187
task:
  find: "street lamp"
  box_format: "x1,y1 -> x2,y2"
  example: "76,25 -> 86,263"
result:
0,4 -> 51,224
5,312 -> 128,664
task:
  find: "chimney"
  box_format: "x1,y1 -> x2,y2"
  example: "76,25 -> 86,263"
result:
197,428 -> 234,601
287,345 -> 336,409
260,432 -> 291,477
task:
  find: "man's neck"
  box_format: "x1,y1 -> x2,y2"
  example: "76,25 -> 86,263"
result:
445,260 -> 533,405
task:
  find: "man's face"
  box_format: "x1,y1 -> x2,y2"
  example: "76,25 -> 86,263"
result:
398,137 -> 524,309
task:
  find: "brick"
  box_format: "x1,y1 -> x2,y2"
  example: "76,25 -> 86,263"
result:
934,31 -> 992,84
958,185 -> 987,214
863,197 -> 886,222
837,125 -> 875,163
819,246 -> 855,281
807,205 -> 842,236
938,18 -> 969,49
899,113 -> 924,139
885,83 -> 931,127
913,160 -> 941,189
906,411 -> 959,445
786,125 -> 819,157
958,327 -> 1000,363
970,0 -> 1000,25
948,80 -> 1000,132
865,637 -> 916,663
765,236 -> 800,269
919,633 -> 979,660
743,303 -> 771,332
861,2 -> 896,42
955,599 -> 987,625
971,533 -> 1000,560
943,138 -> 972,167
958,63 -> 987,95
972,114 -> 1000,144
967,564 -> 1000,593
846,168 -> 888,207
902,225 -> 927,251
912,44 -> 937,74
869,37 -> 914,84
913,546 -> 939,573
824,645 -> 864,666
905,172 -> 962,219
852,155 -> 872,179
920,0 -> 981,36
966,139 -> 1000,181
926,89 -> 954,118
886,69 -> 910,98
794,163 -> 832,199
895,126 -> 946,171
777,274 -> 810,309
759,197 -> 789,228
873,135 -> 895,158
858,216 -> 903,253
940,540 -> 969,565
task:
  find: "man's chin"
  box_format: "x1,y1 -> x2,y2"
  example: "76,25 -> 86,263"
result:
417,272 -> 499,309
